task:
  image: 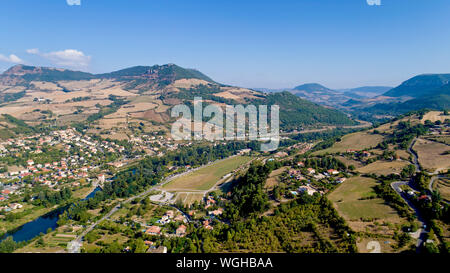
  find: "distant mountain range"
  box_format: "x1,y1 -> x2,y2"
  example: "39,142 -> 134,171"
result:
0,64 -> 356,130
255,74 -> 450,120
341,74 -> 450,118
255,83 -> 392,108
3,64 -> 446,125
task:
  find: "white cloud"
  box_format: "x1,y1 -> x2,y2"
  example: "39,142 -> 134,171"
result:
0,54 -> 24,64
27,48 -> 91,69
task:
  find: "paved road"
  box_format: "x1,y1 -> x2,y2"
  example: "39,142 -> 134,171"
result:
68,156 -> 241,253
407,139 -> 421,172
429,175 -> 439,193
388,137 -> 450,251
390,180 -> 427,250
389,139 -> 426,251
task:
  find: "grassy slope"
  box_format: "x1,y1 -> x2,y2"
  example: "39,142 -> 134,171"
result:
163,156 -> 252,191
328,177 -> 400,220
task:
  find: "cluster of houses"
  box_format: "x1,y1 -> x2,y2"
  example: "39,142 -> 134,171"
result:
286,164 -> 349,197
129,134 -> 197,157
144,210 -> 188,237
0,202 -> 23,212
0,128 -> 127,180
204,196 -> 225,216
290,166 -> 345,183
202,219 -> 213,230
155,210 -> 186,225
0,187 -> 14,202
0,129 -> 138,209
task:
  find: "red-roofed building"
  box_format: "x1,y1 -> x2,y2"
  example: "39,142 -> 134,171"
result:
418,195 -> 431,202
145,226 -> 161,235
176,224 -> 187,236
327,169 -> 339,175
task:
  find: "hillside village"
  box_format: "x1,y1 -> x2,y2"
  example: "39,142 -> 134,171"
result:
0,126 -> 202,217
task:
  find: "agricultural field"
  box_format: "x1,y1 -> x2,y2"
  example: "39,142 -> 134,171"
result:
104,102 -> 158,119
163,155 -> 252,191
395,149 -> 412,160
433,177 -> 450,203
357,160 -> 409,176
174,192 -> 205,206
421,111 -> 450,124
374,114 -> 423,134
328,176 -> 410,252
329,177 -> 400,221
314,132 -> 384,155
413,138 -> 450,171
335,156 -> 364,169
426,135 -> 450,145
264,167 -> 288,190
171,78 -> 211,89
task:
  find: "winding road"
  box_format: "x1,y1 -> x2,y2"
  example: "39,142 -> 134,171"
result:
390,139 -> 425,251
389,138 -> 448,251
390,180 -> 427,250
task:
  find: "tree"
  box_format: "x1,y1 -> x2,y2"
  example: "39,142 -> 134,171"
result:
0,237 -> 18,253
134,238 -> 147,253
36,237 -> 45,247
401,164 -> 416,178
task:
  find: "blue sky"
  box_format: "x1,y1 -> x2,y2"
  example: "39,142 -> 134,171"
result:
1,0 -> 449,89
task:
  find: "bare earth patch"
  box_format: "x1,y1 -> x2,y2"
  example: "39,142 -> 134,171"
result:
413,138 -> 450,171
357,160 -> 409,176
421,111 -> 450,124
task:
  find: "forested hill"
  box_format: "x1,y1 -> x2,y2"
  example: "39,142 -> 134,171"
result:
255,92 -> 356,130
383,74 -> 450,98
364,83 -> 450,115
0,64 -> 214,87
293,83 -> 333,92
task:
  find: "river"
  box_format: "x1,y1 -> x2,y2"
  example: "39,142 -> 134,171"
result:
2,187 -> 101,243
